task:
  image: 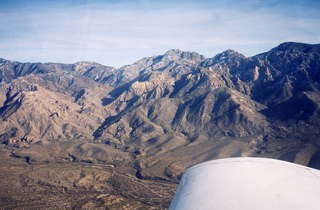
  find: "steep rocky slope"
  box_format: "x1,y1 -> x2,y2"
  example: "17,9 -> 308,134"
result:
1,42 -> 320,209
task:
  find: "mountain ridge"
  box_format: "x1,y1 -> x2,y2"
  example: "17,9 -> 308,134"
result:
1,41 -> 320,209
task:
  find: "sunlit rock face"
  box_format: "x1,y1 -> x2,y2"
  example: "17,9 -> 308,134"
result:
170,157 -> 320,210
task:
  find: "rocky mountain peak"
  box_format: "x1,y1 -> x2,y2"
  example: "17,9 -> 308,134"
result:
73,61 -> 115,73
213,49 -> 245,60
201,49 -> 245,67
163,49 -> 205,63
73,61 -> 104,67
272,42 -> 318,52
0,58 -> 7,63
164,49 -> 183,55
262,42 -> 320,61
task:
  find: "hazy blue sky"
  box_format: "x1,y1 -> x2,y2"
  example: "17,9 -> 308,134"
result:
1,0 -> 319,67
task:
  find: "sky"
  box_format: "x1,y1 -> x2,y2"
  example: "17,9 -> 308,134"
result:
0,0 -> 320,67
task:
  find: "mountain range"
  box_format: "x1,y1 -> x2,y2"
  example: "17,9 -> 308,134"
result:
1,42 -> 320,209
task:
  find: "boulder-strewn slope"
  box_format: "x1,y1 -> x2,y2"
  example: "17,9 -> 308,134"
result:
1,42 -> 320,209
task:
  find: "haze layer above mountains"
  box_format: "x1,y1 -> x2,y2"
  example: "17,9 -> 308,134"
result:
1,42 -> 320,209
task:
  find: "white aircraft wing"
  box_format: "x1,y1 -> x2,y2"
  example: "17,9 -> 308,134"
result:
169,157 -> 320,210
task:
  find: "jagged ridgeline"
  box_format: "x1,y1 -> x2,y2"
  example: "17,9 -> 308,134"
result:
1,42 -> 320,209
